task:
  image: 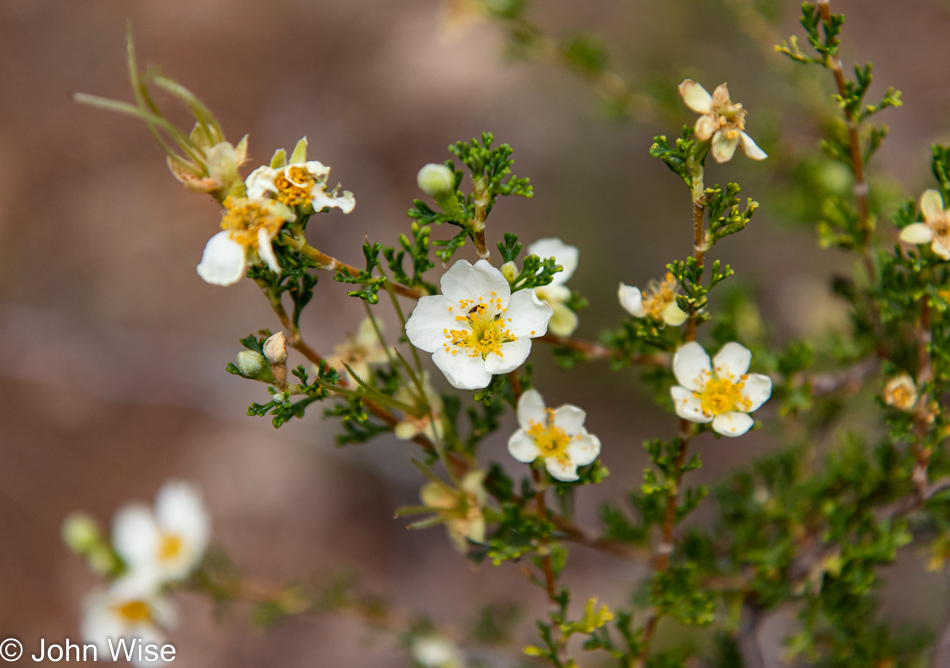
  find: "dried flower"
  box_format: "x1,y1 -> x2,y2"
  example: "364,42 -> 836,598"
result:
679,80 -> 767,163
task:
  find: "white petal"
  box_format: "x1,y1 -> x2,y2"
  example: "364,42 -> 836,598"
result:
712,411 -> 754,437
302,160 -> 330,178
197,232 -> 246,286
508,429 -> 541,463
517,388 -> 547,430
618,283 -> 646,317
81,589 -> 126,655
694,114 -> 717,142
311,187 -> 355,214
432,347 -> 492,390
711,130 -> 740,163
548,302 -> 579,336
713,342 -> 752,381
552,405 -> 586,436
544,458 -> 579,482
900,223 -> 934,245
679,79 -> 713,114
405,296 -> 458,353
155,481 -> 210,565
355,316 -> 380,346
921,189 -> 945,223
740,373 -> 772,412
526,238 -> 579,284
671,385 -> 712,423
662,301 -> 688,326
566,433 -> 600,467
506,289 -> 553,338
245,166 -> 278,199
257,229 -> 281,274
535,284 -> 571,305
673,341 -> 712,392
740,131 -> 767,160
712,83 -> 731,106
112,504 -> 160,571
440,259 -> 511,305
484,336 -> 531,375
933,236 -> 950,259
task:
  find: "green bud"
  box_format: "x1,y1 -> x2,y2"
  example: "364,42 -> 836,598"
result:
501,261 -> 520,284
235,351 -> 273,382
87,545 -> 120,576
61,513 -> 102,554
417,163 -> 455,196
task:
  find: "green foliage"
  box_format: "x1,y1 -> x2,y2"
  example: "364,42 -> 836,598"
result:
705,183 -> 759,246
668,257 -> 734,319
335,242 -> 387,303
382,222 -> 437,295
450,132 -> 533,206
649,127 -> 698,188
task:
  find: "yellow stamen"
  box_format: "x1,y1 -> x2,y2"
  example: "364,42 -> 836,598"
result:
273,166 -> 318,207
116,600 -> 151,623
697,377 -> 750,416
642,273 -> 680,320
157,533 -> 182,562
527,409 -> 573,461
443,295 -> 517,359
220,197 -> 288,250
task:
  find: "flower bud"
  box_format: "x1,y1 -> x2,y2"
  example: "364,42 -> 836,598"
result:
264,332 -> 288,365
501,261 -> 519,284
883,373 -> 917,411
87,545 -> 120,576
235,351 -> 269,379
62,513 -> 102,554
417,163 -> 455,196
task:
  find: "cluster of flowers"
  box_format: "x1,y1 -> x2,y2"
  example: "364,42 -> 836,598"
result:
63,482 -> 209,666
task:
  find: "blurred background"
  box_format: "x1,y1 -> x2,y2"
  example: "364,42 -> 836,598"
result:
3,0 -> 950,665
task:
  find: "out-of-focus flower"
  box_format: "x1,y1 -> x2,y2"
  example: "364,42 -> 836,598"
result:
883,373 -> 918,411
406,260 -> 552,390
246,138 -> 354,214
395,373 -> 445,442
81,578 -> 176,668
508,389 -> 601,481
112,481 -> 210,586
900,190 -> 950,259
527,238 -> 580,336
196,196 -> 295,286
678,80 -> 767,163
671,341 -> 771,437
411,635 -> 465,668
327,317 -> 391,384
618,272 -> 688,326
419,470 -> 486,553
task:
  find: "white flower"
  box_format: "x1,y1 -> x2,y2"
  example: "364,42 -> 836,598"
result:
883,373 -> 917,411
527,238 -> 580,336
246,161 -> 354,214
671,341 -> 771,437
327,317 -> 391,384
81,577 -> 176,667
679,80 -> 767,163
900,189 -> 950,259
405,259 -> 552,390
618,272 -> 688,326
411,635 -> 464,668
196,196 -> 295,286
112,481 -> 210,587
394,372 -> 445,442
508,389 -> 601,482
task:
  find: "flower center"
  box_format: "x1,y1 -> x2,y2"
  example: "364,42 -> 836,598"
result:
158,533 -> 182,562
274,166 -> 318,208
116,600 -> 151,623
220,197 -> 287,249
643,273 -> 679,319
527,410 -> 572,459
697,377 -> 750,416
443,293 -> 516,359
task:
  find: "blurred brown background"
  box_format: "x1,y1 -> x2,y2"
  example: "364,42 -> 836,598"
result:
4,0 -> 950,666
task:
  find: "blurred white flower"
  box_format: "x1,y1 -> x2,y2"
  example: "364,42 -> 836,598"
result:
406,260 -> 552,390
527,238 -> 580,336
246,139 -> 354,214
327,317 -> 391,384
883,373 -> 918,411
112,481 -> 210,587
196,196 -> 295,286
671,341 -> 771,437
419,470 -> 486,553
395,372 -> 445,442
411,635 -> 464,668
900,189 -> 950,259
679,80 -> 767,163
508,389 -> 601,481
81,577 -> 176,668
618,272 -> 688,326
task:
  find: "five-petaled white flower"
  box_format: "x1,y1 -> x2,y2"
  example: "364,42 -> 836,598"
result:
618,272 -> 688,326
527,237 -> 580,336
111,481 -> 210,586
679,80 -> 767,164
671,341 -> 772,437
196,196 -> 295,286
81,577 -> 176,668
900,189 -> 950,259
405,259 -> 552,390
246,154 -> 355,215
327,317 -> 392,384
508,389 -> 601,481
